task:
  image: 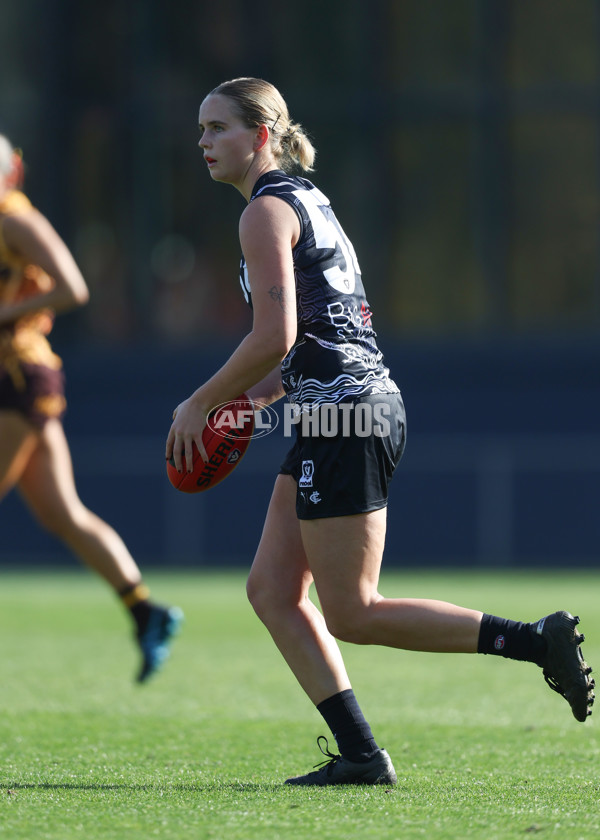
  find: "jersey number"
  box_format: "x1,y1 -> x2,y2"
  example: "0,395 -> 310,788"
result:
293,187 -> 360,294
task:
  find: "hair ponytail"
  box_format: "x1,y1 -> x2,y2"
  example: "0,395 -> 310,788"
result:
279,122 -> 316,172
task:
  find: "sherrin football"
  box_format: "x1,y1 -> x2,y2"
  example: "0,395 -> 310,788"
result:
166,394 -> 254,493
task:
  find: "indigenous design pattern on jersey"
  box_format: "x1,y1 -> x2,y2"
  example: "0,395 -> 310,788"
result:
239,171 -> 398,408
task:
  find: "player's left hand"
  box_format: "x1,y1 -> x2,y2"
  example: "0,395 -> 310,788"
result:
166,395 -> 209,471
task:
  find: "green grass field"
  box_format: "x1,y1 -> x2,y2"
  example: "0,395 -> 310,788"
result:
0,568 -> 598,840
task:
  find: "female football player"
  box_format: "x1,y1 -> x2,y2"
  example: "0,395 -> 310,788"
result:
166,78 -> 594,785
0,135 -> 182,682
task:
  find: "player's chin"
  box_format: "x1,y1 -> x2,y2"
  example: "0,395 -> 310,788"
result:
208,167 -> 236,186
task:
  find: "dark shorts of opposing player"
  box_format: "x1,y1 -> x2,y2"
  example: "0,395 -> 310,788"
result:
279,393 -> 406,520
0,361 -> 67,429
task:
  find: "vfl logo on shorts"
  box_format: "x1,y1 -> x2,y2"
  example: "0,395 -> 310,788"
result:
298,460 -> 314,488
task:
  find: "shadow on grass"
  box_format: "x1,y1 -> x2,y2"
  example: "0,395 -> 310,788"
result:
4,781 -> 287,793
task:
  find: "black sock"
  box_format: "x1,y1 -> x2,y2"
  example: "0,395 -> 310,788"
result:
119,582 -> 152,634
478,613 -> 547,666
316,689 -> 379,762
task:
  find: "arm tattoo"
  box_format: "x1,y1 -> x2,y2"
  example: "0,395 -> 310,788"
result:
268,285 -> 288,312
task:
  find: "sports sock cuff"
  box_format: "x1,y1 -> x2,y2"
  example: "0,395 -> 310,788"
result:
316,689 -> 379,761
119,583 -> 150,608
478,612 -> 546,664
316,688 -> 355,715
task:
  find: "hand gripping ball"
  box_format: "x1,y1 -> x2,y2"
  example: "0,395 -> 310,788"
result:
166,394 -> 254,493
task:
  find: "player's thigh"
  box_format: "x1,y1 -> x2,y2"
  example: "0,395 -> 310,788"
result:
17,419 -> 83,526
0,410 -> 39,498
247,473 -> 312,607
299,508 -> 387,616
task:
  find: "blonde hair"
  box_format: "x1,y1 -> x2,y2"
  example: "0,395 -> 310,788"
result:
210,77 -> 316,172
0,135 -> 13,175
0,134 -> 24,188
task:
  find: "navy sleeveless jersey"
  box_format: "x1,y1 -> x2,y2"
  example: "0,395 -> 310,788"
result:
239,170 -> 399,408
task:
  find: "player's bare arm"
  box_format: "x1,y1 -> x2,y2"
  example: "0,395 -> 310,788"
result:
247,365 -> 286,407
0,211 -> 89,325
166,196 -> 298,471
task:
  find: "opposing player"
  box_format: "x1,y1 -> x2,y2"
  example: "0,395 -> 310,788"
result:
166,78 -> 594,785
0,135 -> 182,682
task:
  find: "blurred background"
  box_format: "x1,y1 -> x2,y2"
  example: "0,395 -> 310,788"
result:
1,0 -> 599,568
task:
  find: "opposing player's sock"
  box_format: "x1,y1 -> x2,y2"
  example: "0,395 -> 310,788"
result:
317,689 -> 380,762
119,582 -> 152,634
477,613 -> 547,665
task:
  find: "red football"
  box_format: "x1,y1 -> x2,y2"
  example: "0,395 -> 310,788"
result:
166,394 -> 254,493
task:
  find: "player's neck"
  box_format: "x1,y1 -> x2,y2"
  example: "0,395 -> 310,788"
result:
237,159 -> 278,202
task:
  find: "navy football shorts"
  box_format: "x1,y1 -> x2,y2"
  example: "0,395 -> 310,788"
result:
279,392 -> 406,520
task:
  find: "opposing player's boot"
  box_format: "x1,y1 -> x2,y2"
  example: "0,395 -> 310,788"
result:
532,611 -> 595,721
285,736 -> 397,786
136,605 -> 183,683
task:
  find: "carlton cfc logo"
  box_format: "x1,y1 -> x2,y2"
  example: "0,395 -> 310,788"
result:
494,635 -> 506,651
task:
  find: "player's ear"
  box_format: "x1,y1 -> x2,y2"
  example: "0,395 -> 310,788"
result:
254,125 -> 269,152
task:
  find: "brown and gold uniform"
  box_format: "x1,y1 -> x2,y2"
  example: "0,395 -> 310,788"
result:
0,190 -> 66,429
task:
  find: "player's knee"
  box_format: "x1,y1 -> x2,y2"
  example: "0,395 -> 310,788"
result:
246,568 -> 304,628
324,605 -> 372,645
246,573 -> 261,612
246,571 -> 272,619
